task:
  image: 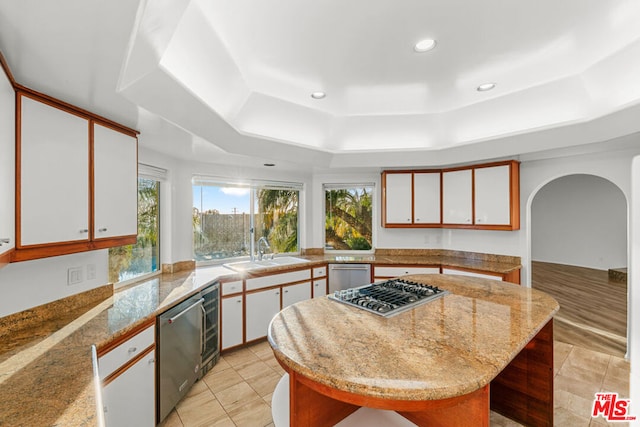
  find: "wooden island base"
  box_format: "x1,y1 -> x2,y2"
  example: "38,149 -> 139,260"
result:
278,320 -> 553,427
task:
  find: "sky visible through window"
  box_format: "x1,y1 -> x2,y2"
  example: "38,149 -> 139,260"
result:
193,186 -> 250,213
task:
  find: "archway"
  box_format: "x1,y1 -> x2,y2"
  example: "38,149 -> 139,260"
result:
530,174 -> 628,357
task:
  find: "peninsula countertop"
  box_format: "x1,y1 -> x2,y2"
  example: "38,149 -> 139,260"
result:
268,274 -> 558,402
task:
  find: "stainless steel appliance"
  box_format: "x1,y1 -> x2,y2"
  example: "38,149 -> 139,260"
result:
328,263 -> 371,292
157,283 -> 220,422
329,278 -> 448,317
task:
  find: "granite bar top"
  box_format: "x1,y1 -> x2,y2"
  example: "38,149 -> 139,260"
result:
268,274 -> 558,402
0,249 -> 521,426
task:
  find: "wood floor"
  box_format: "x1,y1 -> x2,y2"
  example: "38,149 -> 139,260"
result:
532,261 -> 627,358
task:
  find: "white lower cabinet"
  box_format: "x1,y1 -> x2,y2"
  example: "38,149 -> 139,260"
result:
102,349 -> 155,427
221,295 -> 244,350
373,266 -> 440,281
282,282 -> 311,308
245,288 -> 281,341
313,279 -> 327,298
99,324 -> 155,427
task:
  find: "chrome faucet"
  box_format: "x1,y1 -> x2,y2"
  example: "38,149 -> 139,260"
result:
257,237 -> 271,261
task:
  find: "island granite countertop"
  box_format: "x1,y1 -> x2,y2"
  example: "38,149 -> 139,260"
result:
268,274 -> 558,402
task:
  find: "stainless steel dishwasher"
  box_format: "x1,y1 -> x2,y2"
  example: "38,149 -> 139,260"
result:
328,263 -> 372,292
157,295 -> 205,423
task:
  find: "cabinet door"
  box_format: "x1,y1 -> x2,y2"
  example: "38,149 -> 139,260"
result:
474,165 -> 511,226
282,282 -> 311,308
19,96 -> 89,246
313,279 -> 327,298
222,295 -> 244,350
442,169 -> 472,225
413,172 -> 441,224
245,288 -> 281,341
384,173 -> 412,224
103,349 -> 155,427
93,123 -> 138,239
0,66 -> 14,261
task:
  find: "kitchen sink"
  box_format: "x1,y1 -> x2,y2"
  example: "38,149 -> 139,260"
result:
223,256 -> 309,272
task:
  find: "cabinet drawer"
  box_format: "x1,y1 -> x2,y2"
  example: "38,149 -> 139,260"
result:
374,266 -> 440,278
246,269 -> 311,291
442,268 -> 502,281
221,280 -> 243,295
312,266 -> 327,278
99,325 -> 155,379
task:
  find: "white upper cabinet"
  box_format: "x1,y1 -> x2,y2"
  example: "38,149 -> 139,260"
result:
413,172 -> 441,224
19,95 -> 89,246
383,171 -> 440,227
474,165 -> 511,226
442,169 -> 472,225
93,123 -> 137,239
0,64 -> 14,264
14,91 -> 138,262
384,173 -> 412,224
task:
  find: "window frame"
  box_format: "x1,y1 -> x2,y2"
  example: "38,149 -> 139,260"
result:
192,176 -> 303,266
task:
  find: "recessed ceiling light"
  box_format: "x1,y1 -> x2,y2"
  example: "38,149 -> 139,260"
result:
413,39 -> 437,53
477,82 -> 496,92
264,163 -> 276,167
311,92 -> 326,99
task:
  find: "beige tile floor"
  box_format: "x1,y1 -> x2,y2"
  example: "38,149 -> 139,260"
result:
160,340 -> 630,427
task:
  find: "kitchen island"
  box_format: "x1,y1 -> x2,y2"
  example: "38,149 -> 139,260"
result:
268,274 -> 559,427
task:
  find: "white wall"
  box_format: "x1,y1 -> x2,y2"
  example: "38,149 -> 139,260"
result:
628,156 -> 640,419
0,250 -> 108,318
531,174 -> 627,269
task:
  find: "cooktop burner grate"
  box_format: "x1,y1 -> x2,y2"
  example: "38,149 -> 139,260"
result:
328,278 -> 448,317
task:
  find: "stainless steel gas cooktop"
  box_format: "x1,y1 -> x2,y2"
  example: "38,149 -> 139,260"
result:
328,278 -> 448,317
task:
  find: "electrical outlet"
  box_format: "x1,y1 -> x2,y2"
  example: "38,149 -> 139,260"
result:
86,264 -> 96,280
68,267 -> 83,285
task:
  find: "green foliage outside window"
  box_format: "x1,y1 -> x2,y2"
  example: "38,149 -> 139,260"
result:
108,178 -> 160,283
325,187 -> 373,250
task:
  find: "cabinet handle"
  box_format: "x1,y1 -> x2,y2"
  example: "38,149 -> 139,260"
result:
80,229 -> 89,233
148,358 -> 155,365
0,238 -> 9,245
275,291 -> 280,295
128,347 -> 137,353
98,227 -> 108,232
236,299 -> 242,303
284,290 -> 289,293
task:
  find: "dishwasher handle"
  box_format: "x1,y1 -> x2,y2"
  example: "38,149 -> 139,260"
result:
330,266 -> 370,270
167,298 -> 205,324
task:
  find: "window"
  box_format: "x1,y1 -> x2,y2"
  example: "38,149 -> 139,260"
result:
324,184 -> 374,251
193,178 -> 301,262
108,176 -> 161,283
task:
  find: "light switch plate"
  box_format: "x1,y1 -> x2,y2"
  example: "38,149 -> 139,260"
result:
68,267 -> 83,285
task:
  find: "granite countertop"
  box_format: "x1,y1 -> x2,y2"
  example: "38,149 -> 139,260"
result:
0,250 -> 521,426
268,274 -> 558,402
0,266 -> 232,427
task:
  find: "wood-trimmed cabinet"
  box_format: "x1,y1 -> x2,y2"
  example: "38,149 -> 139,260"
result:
0,58 -> 14,268
382,160 -> 520,231
220,266 -> 324,351
12,90 -> 138,262
382,171 -> 441,227
442,161 -> 519,230
97,321 -> 155,427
